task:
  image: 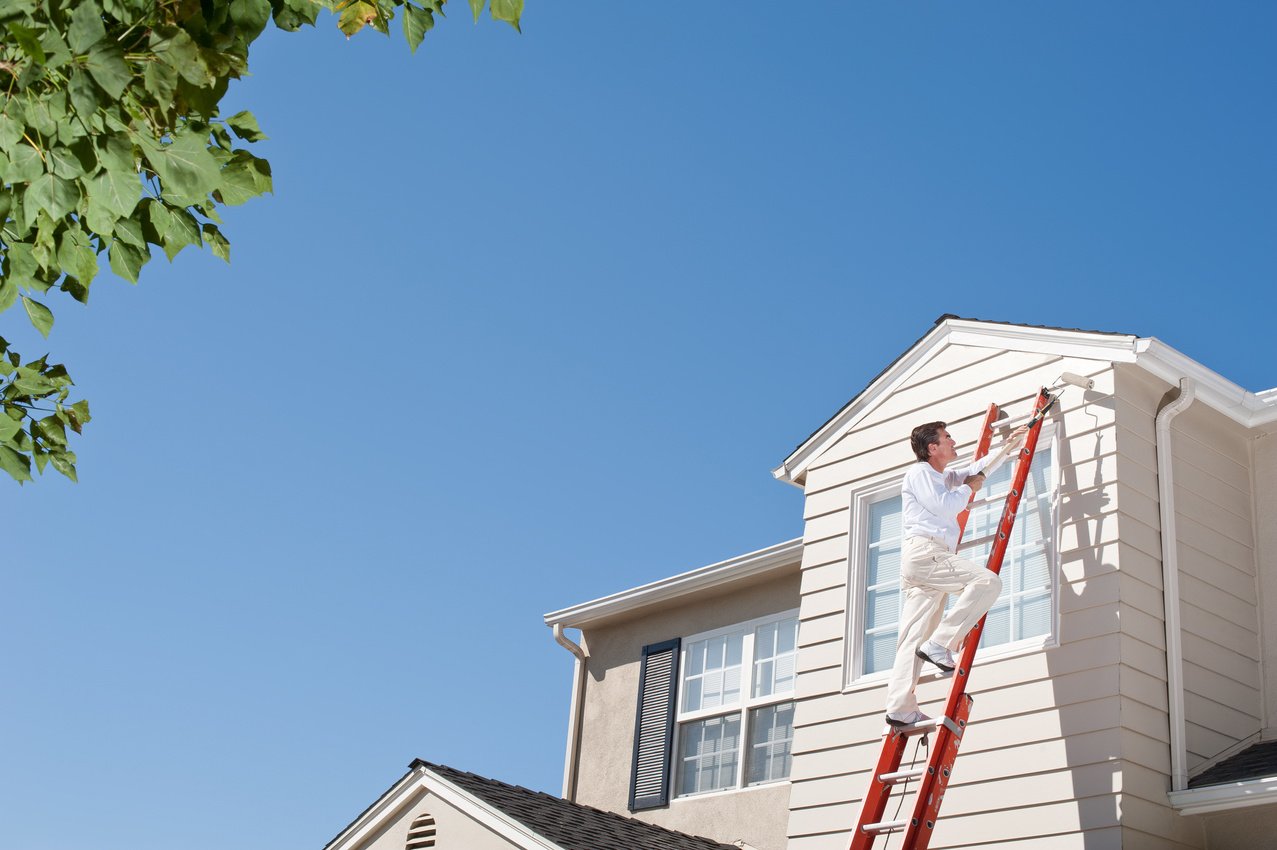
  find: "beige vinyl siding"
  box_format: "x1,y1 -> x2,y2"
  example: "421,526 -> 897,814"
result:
1113,366 -> 1261,776
788,344 -> 1128,850
1254,430 -> 1277,729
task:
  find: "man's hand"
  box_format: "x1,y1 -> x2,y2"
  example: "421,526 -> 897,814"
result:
964,472 -> 985,493
997,425 -> 1030,461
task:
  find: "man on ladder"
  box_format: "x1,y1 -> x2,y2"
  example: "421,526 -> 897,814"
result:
884,421 -> 1027,728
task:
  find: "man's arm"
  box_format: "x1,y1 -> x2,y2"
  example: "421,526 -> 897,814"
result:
907,465 -> 978,520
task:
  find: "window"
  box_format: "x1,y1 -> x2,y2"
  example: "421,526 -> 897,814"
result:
851,433 -> 1057,680
674,612 -> 798,797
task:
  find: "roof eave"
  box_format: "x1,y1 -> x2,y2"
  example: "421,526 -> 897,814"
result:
1168,775 -> 1277,816
544,538 -> 803,630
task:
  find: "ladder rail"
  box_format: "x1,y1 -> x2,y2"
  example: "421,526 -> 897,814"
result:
899,388 -> 1054,850
848,404 -> 999,850
849,389 -> 1057,850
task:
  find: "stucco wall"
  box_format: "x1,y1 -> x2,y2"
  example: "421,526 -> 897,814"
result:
572,569 -> 800,850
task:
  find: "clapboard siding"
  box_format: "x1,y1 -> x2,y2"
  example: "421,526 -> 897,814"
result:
789,348 -> 1125,849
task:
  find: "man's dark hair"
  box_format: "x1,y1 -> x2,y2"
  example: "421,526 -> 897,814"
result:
911,421 -> 946,462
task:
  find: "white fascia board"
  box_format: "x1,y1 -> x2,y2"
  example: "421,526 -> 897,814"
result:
325,764 -> 566,850
417,767 -> 568,850
773,318 -> 1142,485
1167,775 -> 1277,815
1135,339 -> 1277,427
544,538 -> 803,630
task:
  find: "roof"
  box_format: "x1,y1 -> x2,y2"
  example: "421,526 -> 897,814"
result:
773,314 -> 1277,487
416,761 -> 740,850
1188,741 -> 1277,788
325,760 -> 742,850
1167,740 -> 1277,815
543,537 -> 802,629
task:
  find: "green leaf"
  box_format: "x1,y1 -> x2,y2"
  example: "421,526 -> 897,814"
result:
203,223 -> 230,262
26,172 -> 80,221
161,208 -> 202,261
69,69 -> 103,118
0,413 -> 21,442
403,3 -> 435,52
489,0 -> 522,31
69,1 -> 107,54
0,113 -> 23,149
338,1 -> 378,36
88,165 -> 141,218
33,415 -> 68,449
96,133 -> 135,173
0,446 -> 33,483
7,144 -> 47,184
272,0 -> 321,30
85,43 -> 132,99
21,295 -> 54,338
0,276 -> 19,314
108,240 -> 148,283
7,23 -> 46,65
216,151 -> 272,205
48,145 -> 86,180
57,226 -> 99,286
49,451 -> 78,482
112,215 -> 146,248
229,0 -> 272,39
468,0 -> 483,23
142,130 -> 221,206
226,111 -> 268,142
152,28 -> 212,87
143,59 -> 179,105
70,399 -> 91,429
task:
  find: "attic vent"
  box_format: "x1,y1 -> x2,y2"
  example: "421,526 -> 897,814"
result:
406,813 -> 436,849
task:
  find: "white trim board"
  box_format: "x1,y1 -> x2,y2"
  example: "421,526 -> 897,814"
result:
773,317 -> 1277,487
543,538 -> 802,630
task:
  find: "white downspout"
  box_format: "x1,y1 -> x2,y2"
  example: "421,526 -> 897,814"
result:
1156,377 -> 1196,792
552,622 -> 587,801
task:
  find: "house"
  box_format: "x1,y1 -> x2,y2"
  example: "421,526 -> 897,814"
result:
328,316 -> 1277,850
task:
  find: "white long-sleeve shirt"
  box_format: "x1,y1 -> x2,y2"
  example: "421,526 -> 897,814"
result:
901,451 -> 1009,552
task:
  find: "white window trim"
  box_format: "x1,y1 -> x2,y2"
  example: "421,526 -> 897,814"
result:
672,609 -> 799,798
844,428 -> 1061,690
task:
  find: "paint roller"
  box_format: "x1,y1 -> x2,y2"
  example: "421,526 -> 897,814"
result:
1027,372 -> 1095,427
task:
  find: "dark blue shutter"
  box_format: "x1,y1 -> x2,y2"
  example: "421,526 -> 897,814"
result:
629,638 -> 680,811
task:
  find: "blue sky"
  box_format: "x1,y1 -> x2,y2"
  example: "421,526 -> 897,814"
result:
3,4 -> 1274,849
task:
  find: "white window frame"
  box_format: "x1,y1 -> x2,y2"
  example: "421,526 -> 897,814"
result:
844,427 -> 1060,689
672,609 -> 799,799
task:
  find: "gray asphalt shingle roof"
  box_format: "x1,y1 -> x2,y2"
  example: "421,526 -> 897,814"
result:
414,761 -> 741,850
1188,741 -> 1277,789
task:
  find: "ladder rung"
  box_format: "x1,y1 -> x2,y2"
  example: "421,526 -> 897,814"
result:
862,819 -> 907,834
879,767 -> 925,784
882,714 -> 965,738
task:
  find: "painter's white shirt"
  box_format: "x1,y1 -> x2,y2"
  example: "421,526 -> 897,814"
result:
901,452 -> 1008,551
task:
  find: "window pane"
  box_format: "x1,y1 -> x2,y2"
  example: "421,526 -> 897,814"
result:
864,630 -> 897,675
863,496 -> 903,675
866,587 -> 900,630
753,617 -> 798,698
867,545 -> 900,588
870,497 -> 902,541
677,714 -> 741,796
683,632 -> 744,713
1017,590 -> 1052,639
747,701 -> 795,785
960,445 -> 1054,652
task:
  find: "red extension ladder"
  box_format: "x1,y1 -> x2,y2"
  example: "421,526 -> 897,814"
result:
849,387 -> 1056,850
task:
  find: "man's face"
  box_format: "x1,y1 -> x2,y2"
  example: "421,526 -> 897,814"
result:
929,428 -> 958,466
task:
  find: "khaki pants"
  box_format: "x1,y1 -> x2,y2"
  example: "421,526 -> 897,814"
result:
884,536 -> 1002,716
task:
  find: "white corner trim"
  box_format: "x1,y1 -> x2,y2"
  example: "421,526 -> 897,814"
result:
543,538 -> 803,629
1168,775 -> 1277,815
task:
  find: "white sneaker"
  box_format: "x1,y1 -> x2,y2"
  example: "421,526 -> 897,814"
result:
916,640 -> 956,672
885,709 -> 931,727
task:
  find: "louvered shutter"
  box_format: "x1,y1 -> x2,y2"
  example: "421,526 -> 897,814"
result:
628,638 -> 680,811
